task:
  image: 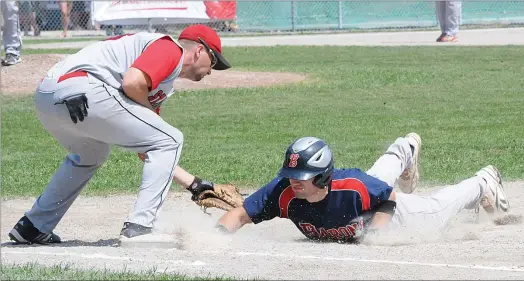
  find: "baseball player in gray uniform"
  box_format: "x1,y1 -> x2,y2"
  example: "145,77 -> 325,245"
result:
1,0 -> 22,66
8,24 -> 232,246
435,1 -> 462,42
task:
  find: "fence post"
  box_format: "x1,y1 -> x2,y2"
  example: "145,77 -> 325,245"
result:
338,0 -> 343,29
147,18 -> 153,32
291,0 -> 296,32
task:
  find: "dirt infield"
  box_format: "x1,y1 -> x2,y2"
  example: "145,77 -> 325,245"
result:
0,54 -> 305,96
2,181 -> 524,279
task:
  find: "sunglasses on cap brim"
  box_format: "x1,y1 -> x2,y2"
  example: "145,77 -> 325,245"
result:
198,37 -> 231,71
198,37 -> 217,68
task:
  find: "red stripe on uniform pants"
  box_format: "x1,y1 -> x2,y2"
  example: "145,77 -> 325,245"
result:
57,71 -> 88,83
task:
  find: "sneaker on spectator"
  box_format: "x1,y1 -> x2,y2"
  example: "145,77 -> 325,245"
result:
437,34 -> 458,42
1,53 -> 21,66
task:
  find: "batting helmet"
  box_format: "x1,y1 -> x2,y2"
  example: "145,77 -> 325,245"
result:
278,137 -> 334,188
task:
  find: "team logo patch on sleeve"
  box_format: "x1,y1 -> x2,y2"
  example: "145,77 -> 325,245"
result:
289,153 -> 300,167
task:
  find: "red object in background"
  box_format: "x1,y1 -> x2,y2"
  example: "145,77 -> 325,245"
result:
204,1 -> 236,20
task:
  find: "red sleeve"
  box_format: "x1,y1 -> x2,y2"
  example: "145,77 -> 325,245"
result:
131,37 -> 182,90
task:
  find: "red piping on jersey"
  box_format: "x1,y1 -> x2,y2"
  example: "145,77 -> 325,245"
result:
331,178 -> 371,211
279,186 -> 295,218
57,70 -> 88,83
104,34 -> 134,41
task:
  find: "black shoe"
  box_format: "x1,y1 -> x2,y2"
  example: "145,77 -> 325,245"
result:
120,222 -> 152,239
8,216 -> 61,244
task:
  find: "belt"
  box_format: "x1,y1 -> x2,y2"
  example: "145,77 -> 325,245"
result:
57,70 -> 88,83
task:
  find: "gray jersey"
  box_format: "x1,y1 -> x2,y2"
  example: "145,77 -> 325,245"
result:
44,32 -> 184,109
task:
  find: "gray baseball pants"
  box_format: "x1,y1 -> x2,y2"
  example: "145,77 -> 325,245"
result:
436,1 -> 462,36
26,72 -> 184,233
1,0 -> 22,56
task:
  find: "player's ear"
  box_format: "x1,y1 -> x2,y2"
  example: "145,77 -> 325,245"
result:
197,44 -> 206,59
192,45 -> 203,62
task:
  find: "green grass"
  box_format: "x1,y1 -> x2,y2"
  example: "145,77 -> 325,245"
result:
2,45 -> 524,198
21,48 -> 81,55
22,37 -> 107,45
1,263 -> 239,280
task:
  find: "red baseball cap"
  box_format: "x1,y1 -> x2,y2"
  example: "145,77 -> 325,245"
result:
178,24 -> 231,71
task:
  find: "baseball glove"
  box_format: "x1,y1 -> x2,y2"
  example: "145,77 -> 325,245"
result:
193,184 -> 244,214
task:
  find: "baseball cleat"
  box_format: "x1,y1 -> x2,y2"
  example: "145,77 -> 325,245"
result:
475,165 -> 510,214
397,132 -> 422,194
119,222 -> 153,238
8,216 -> 61,245
118,222 -> 178,248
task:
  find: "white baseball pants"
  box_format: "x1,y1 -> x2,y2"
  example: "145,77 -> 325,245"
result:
1,0 -> 22,56
366,136 -> 485,232
436,1 -> 462,36
26,72 -> 183,233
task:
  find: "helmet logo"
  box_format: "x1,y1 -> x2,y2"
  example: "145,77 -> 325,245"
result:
289,153 -> 300,168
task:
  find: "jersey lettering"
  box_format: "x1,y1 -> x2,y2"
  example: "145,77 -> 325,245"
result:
148,90 -> 167,107
299,223 -> 319,237
298,221 -> 365,241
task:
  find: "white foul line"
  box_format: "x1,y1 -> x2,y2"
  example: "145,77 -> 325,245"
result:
235,251 -> 524,272
4,249 -> 524,273
1,250 -> 205,266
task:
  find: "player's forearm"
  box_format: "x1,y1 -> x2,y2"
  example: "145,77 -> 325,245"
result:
172,165 -> 196,188
216,207 -> 252,233
368,191 -> 396,230
368,212 -> 393,229
122,68 -> 154,111
122,84 -> 154,111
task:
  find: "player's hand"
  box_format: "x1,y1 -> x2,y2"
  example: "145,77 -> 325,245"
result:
138,153 -> 147,162
187,177 -> 214,200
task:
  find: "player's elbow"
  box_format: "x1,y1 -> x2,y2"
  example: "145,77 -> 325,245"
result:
388,190 -> 397,201
122,68 -> 151,99
238,207 -> 253,226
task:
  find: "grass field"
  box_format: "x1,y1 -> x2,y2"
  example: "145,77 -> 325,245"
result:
1,263 -> 238,280
21,37 -> 108,45
2,45 -> 524,198
2,45 -> 524,280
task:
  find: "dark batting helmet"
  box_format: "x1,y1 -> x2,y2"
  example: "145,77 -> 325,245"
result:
278,137 -> 334,188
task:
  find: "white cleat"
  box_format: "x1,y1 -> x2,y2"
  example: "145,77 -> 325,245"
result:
397,132 -> 422,194
475,165 -> 510,214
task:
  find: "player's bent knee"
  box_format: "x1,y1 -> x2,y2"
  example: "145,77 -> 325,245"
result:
156,127 -> 184,152
68,144 -> 111,168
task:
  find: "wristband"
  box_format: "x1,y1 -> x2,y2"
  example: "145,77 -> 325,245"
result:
188,176 -> 202,192
376,200 -> 396,215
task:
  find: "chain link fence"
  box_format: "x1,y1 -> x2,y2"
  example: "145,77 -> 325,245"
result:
10,1 -> 524,38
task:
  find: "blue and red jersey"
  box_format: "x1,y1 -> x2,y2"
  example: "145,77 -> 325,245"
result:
243,168 -> 393,242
